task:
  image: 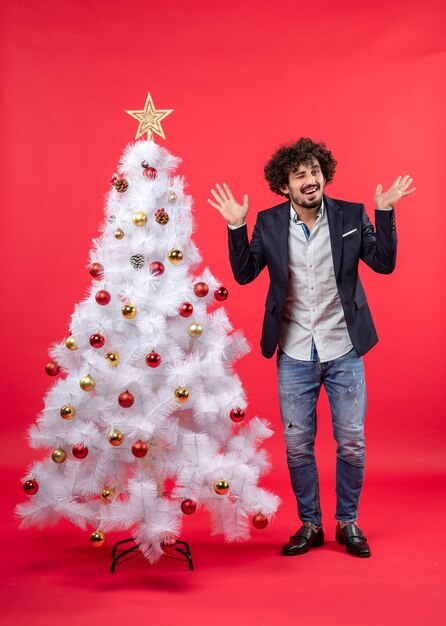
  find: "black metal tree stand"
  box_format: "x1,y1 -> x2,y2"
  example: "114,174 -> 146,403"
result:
110,537 -> 194,573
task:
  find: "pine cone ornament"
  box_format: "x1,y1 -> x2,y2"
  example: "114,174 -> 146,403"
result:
130,254 -> 145,269
155,209 -> 169,225
114,178 -> 129,192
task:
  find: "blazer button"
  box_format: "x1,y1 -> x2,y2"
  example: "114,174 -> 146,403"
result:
277,307 -> 283,313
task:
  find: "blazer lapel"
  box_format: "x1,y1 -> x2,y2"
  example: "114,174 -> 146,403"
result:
273,201 -> 290,284
325,195 -> 343,278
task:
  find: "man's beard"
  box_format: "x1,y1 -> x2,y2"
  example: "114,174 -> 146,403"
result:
291,191 -> 322,210
300,197 -> 322,209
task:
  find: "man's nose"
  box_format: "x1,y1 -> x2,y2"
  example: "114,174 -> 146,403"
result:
305,173 -> 316,185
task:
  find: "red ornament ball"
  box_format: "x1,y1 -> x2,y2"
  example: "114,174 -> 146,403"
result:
72,444 -> 89,459
45,362 -> 60,376
149,261 -> 165,276
214,286 -> 229,301
146,352 -> 161,368
143,167 -> 158,179
179,302 -> 193,317
118,390 -> 134,408
230,408 -> 245,423
161,539 -> 177,553
131,441 -> 148,458
23,479 -> 39,495
88,263 -> 104,278
95,290 -> 111,305
89,333 -> 105,349
181,499 -> 197,515
252,513 -> 269,530
194,282 -> 209,298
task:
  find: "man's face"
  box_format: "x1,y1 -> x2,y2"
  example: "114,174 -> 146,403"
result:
280,159 -> 325,210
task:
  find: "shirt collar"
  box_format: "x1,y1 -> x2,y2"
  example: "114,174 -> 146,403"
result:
290,198 -> 325,224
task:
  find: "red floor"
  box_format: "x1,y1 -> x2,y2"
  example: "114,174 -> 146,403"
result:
3,467 -> 445,626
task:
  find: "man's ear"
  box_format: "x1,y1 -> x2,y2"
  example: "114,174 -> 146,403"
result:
280,185 -> 289,195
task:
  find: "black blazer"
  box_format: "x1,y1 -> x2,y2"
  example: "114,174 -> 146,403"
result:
228,195 -> 397,359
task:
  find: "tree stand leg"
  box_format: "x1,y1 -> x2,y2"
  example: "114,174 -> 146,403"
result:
110,537 -> 194,573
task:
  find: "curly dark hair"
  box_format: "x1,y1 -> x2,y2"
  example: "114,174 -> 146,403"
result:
264,137 -> 337,196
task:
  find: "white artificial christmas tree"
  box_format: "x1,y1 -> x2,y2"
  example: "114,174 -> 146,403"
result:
17,94 -> 280,564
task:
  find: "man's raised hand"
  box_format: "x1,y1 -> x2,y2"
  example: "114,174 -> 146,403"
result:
375,175 -> 416,210
207,183 -> 249,226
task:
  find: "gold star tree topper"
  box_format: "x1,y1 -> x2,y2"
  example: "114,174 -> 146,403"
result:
126,92 -> 173,141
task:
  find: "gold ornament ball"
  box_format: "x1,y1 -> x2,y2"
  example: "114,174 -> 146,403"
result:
114,228 -> 125,240
121,304 -> 137,319
65,336 -> 78,350
214,479 -> 230,495
132,211 -> 147,227
168,249 -> 183,264
175,387 -> 189,403
187,322 -> 203,338
52,448 -> 67,463
101,487 -> 115,503
105,352 -> 120,367
90,530 -> 105,547
108,429 -> 124,446
80,375 -> 96,391
60,404 -> 76,420
168,191 -> 178,203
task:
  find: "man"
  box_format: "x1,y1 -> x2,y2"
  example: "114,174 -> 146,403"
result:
208,138 -> 415,558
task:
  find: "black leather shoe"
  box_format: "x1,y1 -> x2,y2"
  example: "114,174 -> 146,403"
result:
335,522 -> 371,558
281,525 -> 324,556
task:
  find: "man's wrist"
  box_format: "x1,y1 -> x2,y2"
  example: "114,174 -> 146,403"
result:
228,222 -> 246,230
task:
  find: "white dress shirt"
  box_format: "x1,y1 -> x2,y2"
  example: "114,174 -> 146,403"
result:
280,201 -> 353,361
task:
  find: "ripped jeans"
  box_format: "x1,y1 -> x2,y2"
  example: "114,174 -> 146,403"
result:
277,348 -> 366,527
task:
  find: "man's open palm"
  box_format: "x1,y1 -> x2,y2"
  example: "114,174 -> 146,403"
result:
375,175 -> 416,210
208,183 -> 249,226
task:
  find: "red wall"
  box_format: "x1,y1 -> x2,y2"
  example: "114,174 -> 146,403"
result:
2,0 -> 445,486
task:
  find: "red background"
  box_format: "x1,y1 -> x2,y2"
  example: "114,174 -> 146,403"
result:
1,1 -> 445,624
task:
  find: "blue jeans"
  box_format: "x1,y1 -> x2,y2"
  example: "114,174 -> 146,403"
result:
277,348 -> 366,526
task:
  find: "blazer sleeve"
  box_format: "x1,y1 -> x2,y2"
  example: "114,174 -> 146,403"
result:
227,216 -> 267,285
360,207 -> 397,274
